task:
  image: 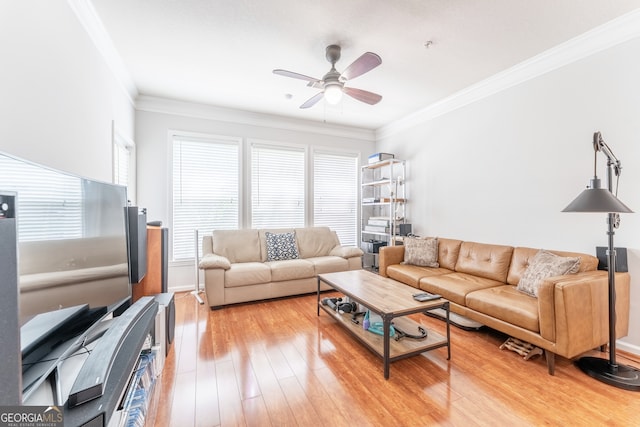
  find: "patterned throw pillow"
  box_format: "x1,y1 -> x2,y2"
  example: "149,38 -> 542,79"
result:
265,232 -> 300,261
517,250 -> 581,297
403,237 -> 439,267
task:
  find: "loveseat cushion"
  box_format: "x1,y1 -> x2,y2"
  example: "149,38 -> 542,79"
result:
387,264 -> 453,288
225,262 -> 271,288
419,272 -> 504,305
295,227 -> 339,258
306,256 -> 349,275
266,259 -> 314,281
466,285 -> 539,332
454,241 -> 513,282
213,229 -> 262,263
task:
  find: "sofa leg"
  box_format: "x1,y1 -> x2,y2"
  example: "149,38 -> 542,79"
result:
545,351 -> 555,375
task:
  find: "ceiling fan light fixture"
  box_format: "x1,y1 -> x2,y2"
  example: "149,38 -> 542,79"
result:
324,83 -> 343,105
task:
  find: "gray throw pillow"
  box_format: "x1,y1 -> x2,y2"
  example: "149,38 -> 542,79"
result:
517,249 -> 581,297
265,231 -> 300,261
402,237 -> 439,267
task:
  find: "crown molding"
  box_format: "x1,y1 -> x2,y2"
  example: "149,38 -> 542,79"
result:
67,0 -> 138,105
377,8 -> 640,140
136,95 -> 376,142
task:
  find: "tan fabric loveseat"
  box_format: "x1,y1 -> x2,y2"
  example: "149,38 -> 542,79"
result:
379,238 -> 631,375
199,227 -> 363,308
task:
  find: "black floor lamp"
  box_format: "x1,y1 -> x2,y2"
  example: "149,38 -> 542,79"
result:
562,131 -> 639,391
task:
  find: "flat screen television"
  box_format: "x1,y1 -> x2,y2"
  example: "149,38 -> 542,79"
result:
0,151 -> 132,377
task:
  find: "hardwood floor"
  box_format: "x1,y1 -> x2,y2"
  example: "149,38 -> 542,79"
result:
145,291 -> 640,426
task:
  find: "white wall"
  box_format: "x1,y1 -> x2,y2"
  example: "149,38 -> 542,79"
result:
377,37 -> 640,354
135,97 -> 375,291
0,1 -> 135,181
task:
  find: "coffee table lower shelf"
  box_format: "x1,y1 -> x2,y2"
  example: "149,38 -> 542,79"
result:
318,303 -> 450,379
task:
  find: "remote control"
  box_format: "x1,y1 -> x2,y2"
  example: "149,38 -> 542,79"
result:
412,292 -> 441,302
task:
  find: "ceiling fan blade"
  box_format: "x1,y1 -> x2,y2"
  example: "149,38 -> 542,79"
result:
343,87 -> 382,105
273,69 -> 320,84
341,52 -> 382,81
300,92 -> 324,109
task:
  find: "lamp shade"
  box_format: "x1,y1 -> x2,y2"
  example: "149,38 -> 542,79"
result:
563,179 -> 633,213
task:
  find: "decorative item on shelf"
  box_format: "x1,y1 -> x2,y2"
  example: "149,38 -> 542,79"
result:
562,131 -> 639,391
368,152 -> 395,164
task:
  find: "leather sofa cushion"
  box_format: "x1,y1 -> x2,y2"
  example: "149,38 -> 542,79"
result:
387,264 -> 452,288
419,272 -> 503,305
295,227 -> 339,258
507,246 -> 599,285
437,238 -> 463,270
267,259 -> 315,281
454,241 -> 513,282
306,256 -> 349,275
213,229 -> 261,263
225,262 -> 271,287
466,285 -> 540,332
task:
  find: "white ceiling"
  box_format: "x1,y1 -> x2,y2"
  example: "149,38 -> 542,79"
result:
90,0 -> 640,130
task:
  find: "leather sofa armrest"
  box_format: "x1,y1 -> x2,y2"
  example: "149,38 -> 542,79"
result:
199,253 -> 231,270
329,246 -> 364,258
537,270 -> 630,358
378,245 -> 405,277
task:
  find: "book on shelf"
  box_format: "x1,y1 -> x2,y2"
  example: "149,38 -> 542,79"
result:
367,219 -> 389,227
362,197 -> 379,203
364,225 -> 400,233
364,225 -> 387,233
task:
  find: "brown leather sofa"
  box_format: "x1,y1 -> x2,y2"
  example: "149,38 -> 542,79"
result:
379,238 -> 630,375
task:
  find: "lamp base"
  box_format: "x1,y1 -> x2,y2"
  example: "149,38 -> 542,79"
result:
576,356 -> 640,391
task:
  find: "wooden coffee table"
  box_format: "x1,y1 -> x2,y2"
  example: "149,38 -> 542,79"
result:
317,269 -> 450,379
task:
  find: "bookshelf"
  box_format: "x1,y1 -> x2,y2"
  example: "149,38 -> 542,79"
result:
361,158 -> 407,270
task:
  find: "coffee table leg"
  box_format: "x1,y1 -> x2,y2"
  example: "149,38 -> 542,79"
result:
383,316 -> 391,379
445,301 -> 451,360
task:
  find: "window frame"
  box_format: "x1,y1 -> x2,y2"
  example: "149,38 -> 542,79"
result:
169,130 -> 243,263
311,148 -> 360,246
246,138 -> 308,229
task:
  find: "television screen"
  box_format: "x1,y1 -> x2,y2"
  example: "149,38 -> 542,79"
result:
0,152 -> 131,326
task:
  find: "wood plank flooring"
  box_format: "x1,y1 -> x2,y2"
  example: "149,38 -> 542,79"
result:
145,291 -> 640,426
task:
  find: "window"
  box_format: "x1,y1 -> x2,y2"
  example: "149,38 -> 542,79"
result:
0,154 -> 82,241
251,143 -> 305,228
172,135 -> 240,261
313,151 -> 358,246
113,141 -> 131,187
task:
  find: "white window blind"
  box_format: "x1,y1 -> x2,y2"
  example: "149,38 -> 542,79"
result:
172,136 -> 239,260
113,142 -> 130,187
313,151 -> 358,246
251,143 -> 305,228
0,154 -> 82,241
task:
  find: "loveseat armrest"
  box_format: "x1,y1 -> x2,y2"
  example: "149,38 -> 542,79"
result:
198,253 -> 231,270
537,270 -> 630,358
378,245 -> 405,277
329,245 -> 364,259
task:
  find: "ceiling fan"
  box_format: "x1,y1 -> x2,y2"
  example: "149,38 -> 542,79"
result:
273,44 -> 382,109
